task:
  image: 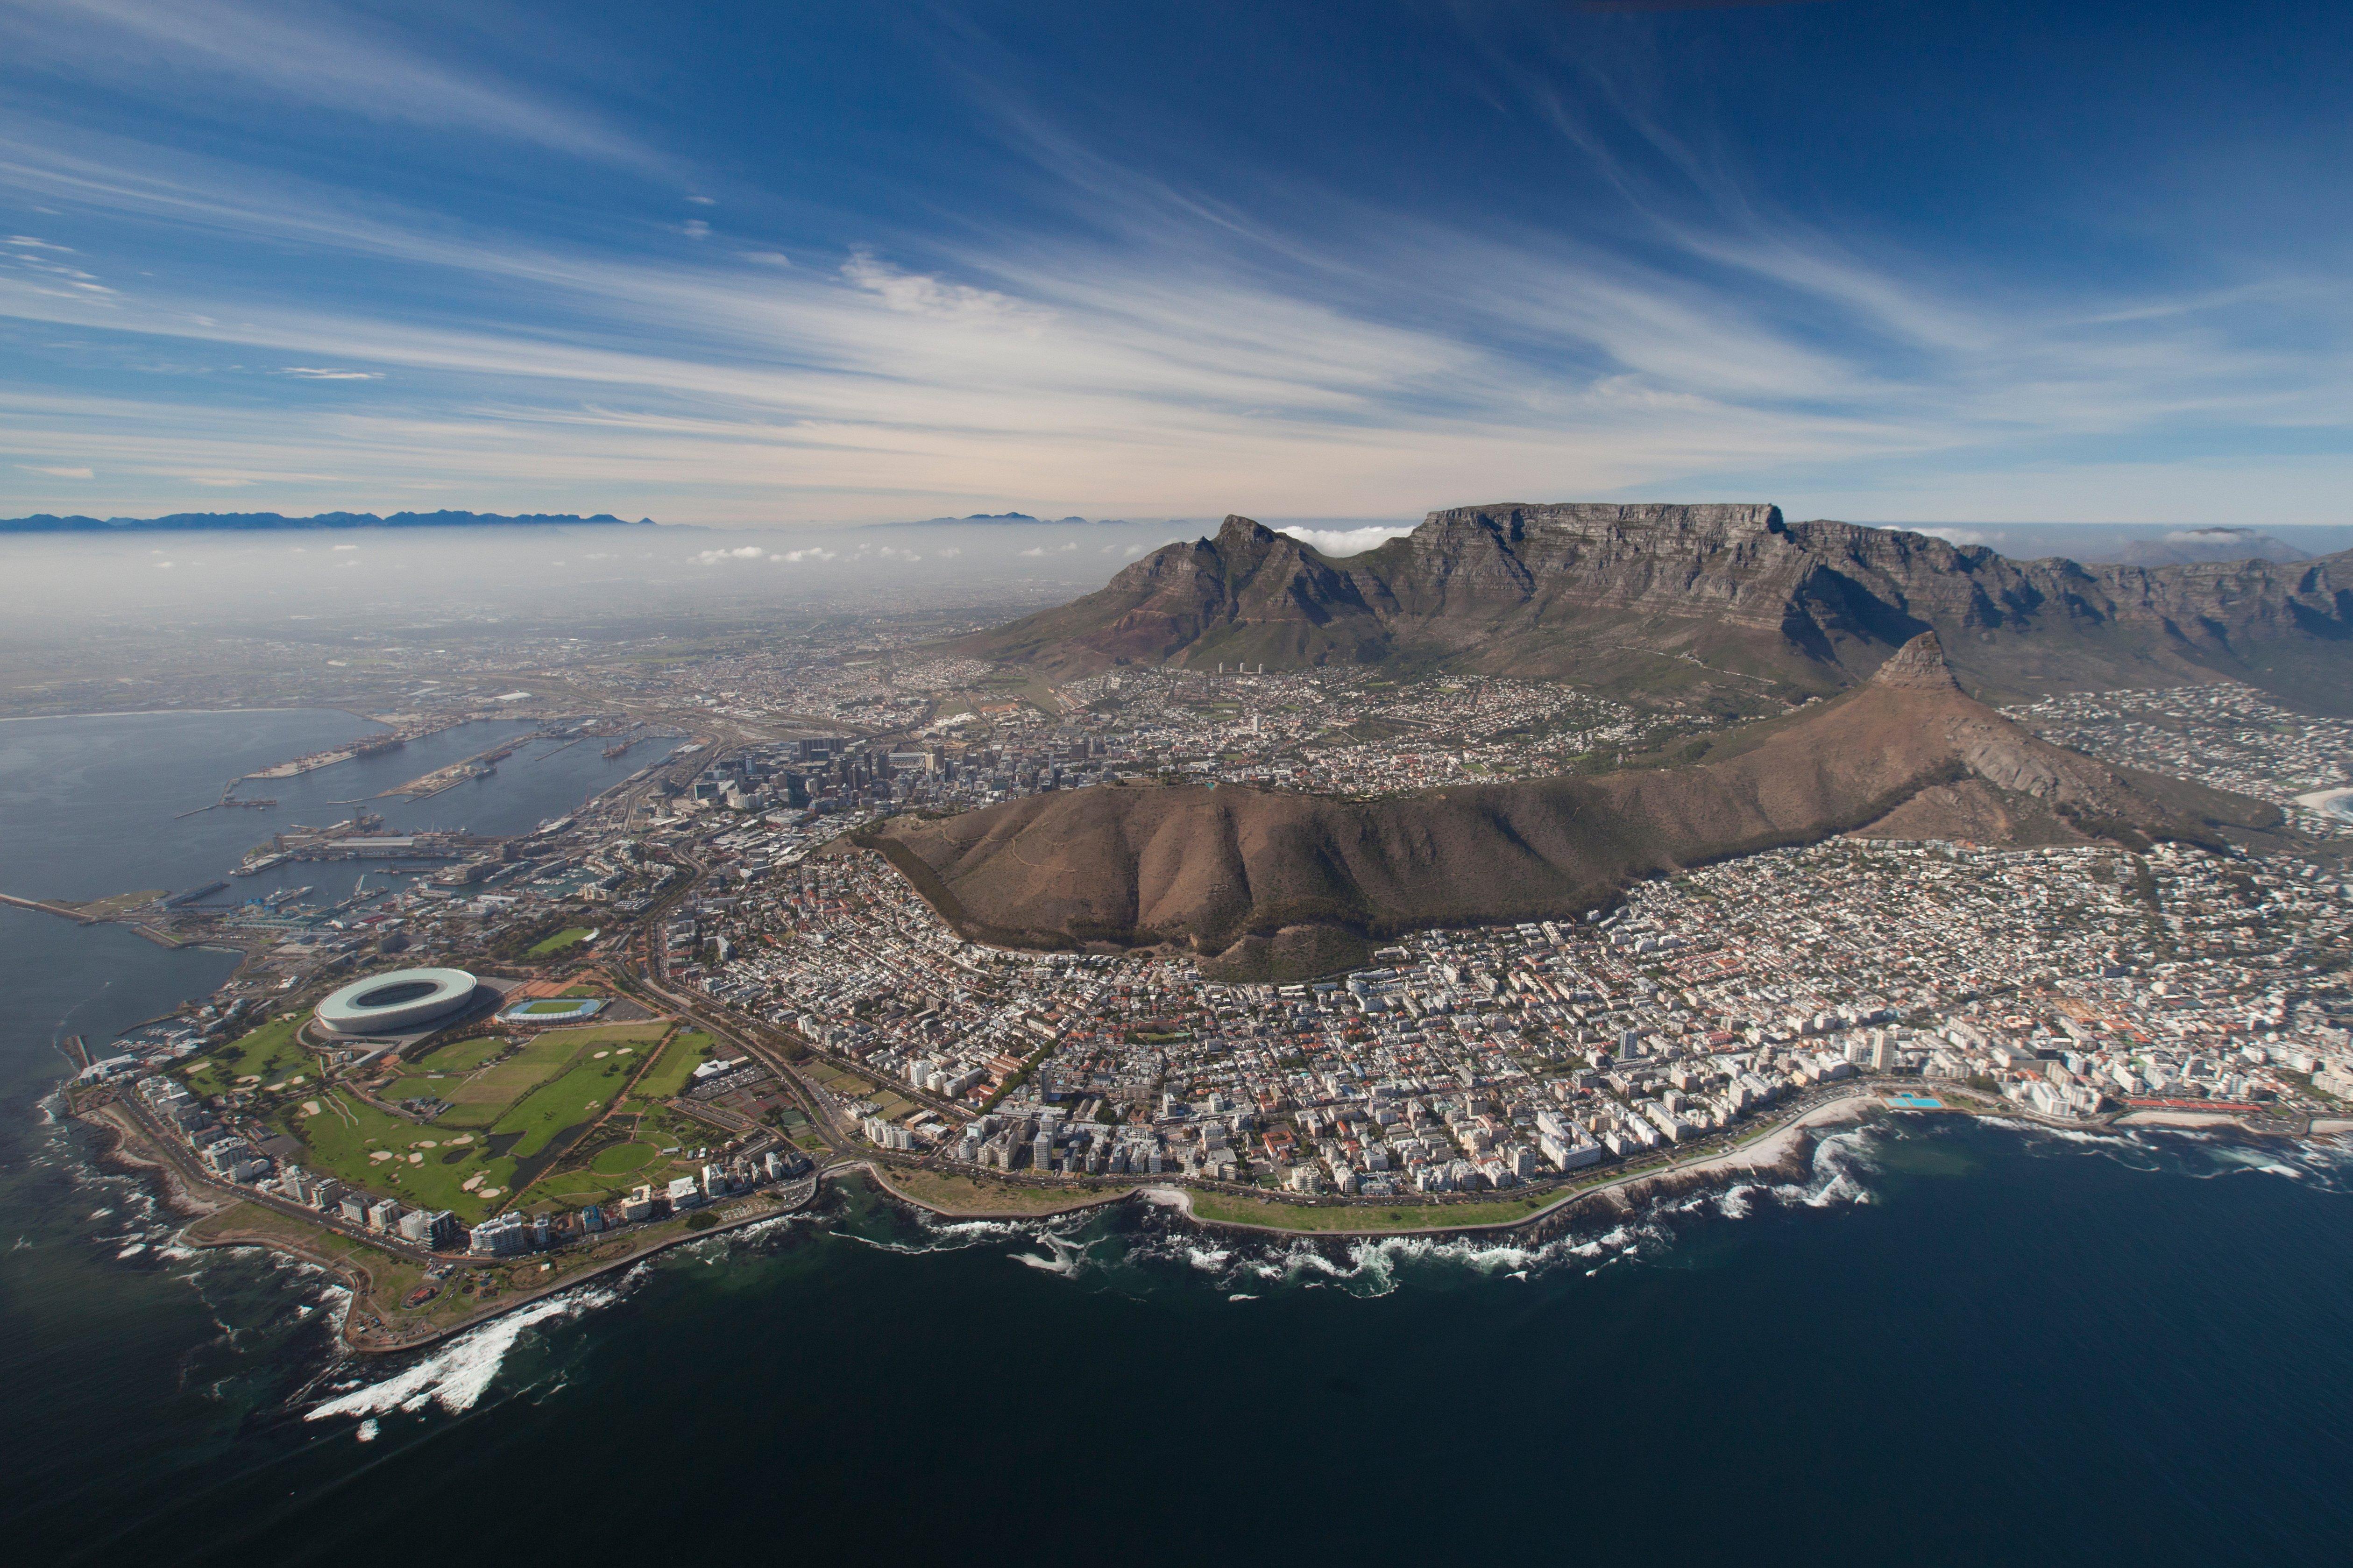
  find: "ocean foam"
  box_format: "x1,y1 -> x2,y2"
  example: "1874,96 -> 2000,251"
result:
306,1285 -> 613,1423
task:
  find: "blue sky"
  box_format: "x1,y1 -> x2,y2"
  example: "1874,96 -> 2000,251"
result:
1,0 -> 2348,525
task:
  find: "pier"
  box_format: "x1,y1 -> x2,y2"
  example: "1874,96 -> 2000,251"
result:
0,891 -> 99,925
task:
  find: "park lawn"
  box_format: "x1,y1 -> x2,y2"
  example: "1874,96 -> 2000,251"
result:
489,1055 -> 631,1159
436,1023 -> 656,1120
588,1140 -> 661,1176
529,1169 -> 624,1206
629,1102 -> 721,1157
629,1027 -> 712,1101
809,1064 -> 877,1097
414,1034 -> 508,1072
531,1021 -> 669,1052
185,1200 -> 432,1311
879,1168 -> 1134,1216
281,1088 -> 514,1222
528,926 -> 594,957
184,1015 -> 312,1096
1183,1189 -> 1554,1233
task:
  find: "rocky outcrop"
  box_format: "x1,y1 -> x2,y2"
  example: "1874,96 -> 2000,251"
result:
953,501 -> 2353,710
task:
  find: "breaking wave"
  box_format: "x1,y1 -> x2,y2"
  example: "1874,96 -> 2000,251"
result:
1773,1129 -> 1878,1209
305,1283 -> 620,1423
1973,1113 -> 2353,1191
854,1126 -> 1909,1300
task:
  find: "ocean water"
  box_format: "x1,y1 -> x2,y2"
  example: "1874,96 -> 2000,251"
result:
6,715 -> 2353,1567
0,708 -> 652,909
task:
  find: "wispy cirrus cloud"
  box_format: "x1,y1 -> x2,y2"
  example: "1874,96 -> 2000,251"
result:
0,0 -> 668,173
0,4 -> 2349,526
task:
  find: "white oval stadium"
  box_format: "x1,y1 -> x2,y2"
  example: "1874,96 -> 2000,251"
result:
315,967 -> 479,1036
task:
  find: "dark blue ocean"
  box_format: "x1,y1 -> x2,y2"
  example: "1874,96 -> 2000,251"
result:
5,713 -> 2351,1568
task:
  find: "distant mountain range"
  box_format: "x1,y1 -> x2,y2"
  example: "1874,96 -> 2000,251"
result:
868,511 -> 1100,527
0,510 -> 655,533
873,632 -> 2269,978
953,503 -> 2353,713
2093,527 -> 2314,567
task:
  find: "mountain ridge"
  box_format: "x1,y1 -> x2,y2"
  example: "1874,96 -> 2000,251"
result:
872,633 -> 2270,979
952,502 -> 2353,711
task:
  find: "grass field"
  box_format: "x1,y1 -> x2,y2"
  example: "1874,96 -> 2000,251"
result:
416,1034 -> 508,1072
531,1143 -> 703,1209
434,1023 -> 664,1126
808,1064 -> 877,1098
518,997 -> 595,1015
183,1201 -> 452,1325
528,926 -> 595,956
488,1053 -> 631,1159
878,1167 -> 1135,1216
279,1088 -> 515,1221
589,1141 -> 660,1174
184,1015 -> 313,1097
439,1035 -> 582,1120
532,1022 -> 669,1052
185,1198 -> 730,1339
630,1027 -> 712,1101
1183,1189 -> 1553,1232
278,1024 -> 672,1220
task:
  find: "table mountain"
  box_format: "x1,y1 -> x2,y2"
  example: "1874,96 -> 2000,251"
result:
953,503 -> 2353,710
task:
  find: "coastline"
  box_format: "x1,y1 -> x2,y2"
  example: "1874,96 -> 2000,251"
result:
0,706 -> 354,723
70,1071 -> 2343,1363
852,1089 -> 1892,1243
1158,1091 -> 1878,1240
77,1093 -> 816,1356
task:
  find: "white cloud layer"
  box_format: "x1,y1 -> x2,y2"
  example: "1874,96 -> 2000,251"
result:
1278,524 -> 1417,557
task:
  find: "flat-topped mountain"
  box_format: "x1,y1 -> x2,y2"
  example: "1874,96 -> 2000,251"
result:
871,633 -> 2268,978
953,502 -> 2353,710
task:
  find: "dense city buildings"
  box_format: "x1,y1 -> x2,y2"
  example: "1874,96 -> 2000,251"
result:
63,615 -> 2353,1279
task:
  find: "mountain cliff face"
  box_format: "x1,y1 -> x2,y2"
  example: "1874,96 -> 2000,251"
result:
955,502 -> 2353,709
872,634 -> 2266,978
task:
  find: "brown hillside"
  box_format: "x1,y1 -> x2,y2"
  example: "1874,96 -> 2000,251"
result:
870,634 -> 2266,977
